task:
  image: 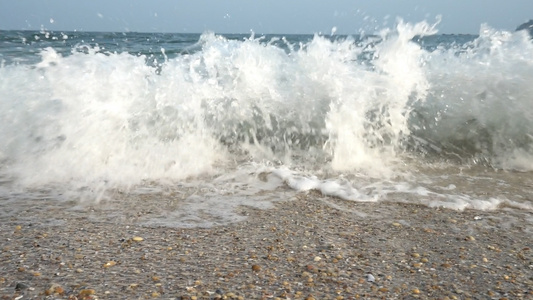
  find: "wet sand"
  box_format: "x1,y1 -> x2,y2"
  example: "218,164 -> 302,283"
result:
1,192 -> 532,299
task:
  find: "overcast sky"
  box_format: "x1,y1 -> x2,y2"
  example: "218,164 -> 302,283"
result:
1,1 -> 532,35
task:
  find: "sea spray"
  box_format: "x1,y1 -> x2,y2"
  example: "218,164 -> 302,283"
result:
0,20 -> 532,211
1,46 -> 224,199
326,20 -> 437,176
411,24 -> 533,170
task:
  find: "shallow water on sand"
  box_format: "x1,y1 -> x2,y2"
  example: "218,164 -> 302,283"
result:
1,162 -> 531,230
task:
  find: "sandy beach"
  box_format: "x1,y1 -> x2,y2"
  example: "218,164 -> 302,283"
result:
1,191 -> 532,300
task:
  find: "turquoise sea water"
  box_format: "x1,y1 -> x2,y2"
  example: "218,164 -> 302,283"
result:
1,21 -> 532,227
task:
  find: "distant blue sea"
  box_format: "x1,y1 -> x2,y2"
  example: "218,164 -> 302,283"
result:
0,30 -> 477,65
1,23 -> 532,226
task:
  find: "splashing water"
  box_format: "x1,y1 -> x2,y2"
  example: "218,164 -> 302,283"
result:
0,20 -> 532,221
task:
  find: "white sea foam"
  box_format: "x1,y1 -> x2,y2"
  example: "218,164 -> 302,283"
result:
0,20 -> 532,214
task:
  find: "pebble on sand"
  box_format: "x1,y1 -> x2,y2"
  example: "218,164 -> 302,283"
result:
103,261 -> 117,268
129,283 -> 139,289
45,284 -> 64,296
252,264 -> 261,272
78,289 -> 96,297
15,282 -> 30,291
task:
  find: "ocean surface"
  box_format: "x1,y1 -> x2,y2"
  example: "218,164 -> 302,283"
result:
1,20 -> 532,227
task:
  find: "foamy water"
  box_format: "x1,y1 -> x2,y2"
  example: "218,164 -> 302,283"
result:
1,20 -> 532,227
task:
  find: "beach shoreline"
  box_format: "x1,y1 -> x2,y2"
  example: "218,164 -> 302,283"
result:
1,193 -> 532,299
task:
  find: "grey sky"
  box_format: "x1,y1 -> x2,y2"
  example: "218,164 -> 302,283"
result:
1,1 -> 532,34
